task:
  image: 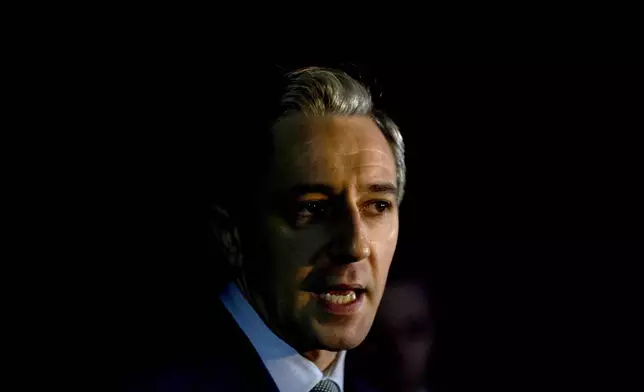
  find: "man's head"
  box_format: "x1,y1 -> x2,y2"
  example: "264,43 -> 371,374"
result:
214,66 -> 405,353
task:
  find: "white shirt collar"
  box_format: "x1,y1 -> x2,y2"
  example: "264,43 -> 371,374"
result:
220,281 -> 345,392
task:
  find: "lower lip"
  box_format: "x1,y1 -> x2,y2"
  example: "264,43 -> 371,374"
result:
312,291 -> 365,315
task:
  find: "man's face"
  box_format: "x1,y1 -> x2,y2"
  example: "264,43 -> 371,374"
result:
242,115 -> 399,352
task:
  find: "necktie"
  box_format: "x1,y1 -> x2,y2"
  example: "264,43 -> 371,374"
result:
310,379 -> 340,392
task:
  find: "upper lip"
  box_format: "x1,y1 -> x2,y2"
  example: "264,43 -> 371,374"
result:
310,283 -> 365,293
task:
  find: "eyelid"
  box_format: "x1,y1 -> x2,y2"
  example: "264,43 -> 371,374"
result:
295,199 -> 330,216
361,199 -> 393,214
362,198 -> 394,207
296,200 -> 328,211
292,199 -> 331,227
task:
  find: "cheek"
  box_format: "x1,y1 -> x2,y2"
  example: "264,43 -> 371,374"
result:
294,266 -> 315,310
386,215 -> 399,242
369,213 -> 399,251
263,218 -> 328,306
263,217 -> 328,269
369,220 -> 399,280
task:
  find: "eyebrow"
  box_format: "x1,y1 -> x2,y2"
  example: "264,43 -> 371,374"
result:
361,182 -> 398,196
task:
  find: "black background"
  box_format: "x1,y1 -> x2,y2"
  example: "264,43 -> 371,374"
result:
92,64 -> 641,391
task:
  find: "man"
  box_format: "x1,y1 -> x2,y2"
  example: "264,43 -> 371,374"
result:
126,66 -> 406,391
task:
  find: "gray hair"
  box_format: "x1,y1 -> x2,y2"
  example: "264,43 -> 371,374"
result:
275,67 -> 407,202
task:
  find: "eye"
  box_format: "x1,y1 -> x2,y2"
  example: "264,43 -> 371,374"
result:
363,200 -> 393,216
299,201 -> 326,215
293,200 -> 329,226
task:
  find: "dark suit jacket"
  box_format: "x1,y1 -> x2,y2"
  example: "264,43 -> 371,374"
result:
119,298 -> 376,392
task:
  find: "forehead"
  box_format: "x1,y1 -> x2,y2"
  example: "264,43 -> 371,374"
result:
270,115 -> 397,190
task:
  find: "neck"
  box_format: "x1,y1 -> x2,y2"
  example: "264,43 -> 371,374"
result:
302,349 -> 338,372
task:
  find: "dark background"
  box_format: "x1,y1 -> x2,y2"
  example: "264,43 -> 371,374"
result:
94,64 -> 642,391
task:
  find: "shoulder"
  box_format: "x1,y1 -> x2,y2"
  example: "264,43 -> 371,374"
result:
119,300 -> 277,391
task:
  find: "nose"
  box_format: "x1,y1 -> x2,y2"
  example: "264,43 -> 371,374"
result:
328,206 -> 371,264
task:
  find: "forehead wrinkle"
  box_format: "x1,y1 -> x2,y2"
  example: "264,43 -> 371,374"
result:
322,159 -> 395,184
352,164 -> 395,171
342,148 -> 392,156
337,149 -> 395,168
351,165 -> 395,182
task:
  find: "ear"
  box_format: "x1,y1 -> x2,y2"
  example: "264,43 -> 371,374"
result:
210,204 -> 243,269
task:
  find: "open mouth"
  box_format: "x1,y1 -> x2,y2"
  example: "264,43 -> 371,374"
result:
310,285 -> 367,315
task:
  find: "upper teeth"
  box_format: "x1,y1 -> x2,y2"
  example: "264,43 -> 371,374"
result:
321,291 -> 357,304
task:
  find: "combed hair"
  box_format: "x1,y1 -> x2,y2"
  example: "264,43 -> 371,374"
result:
276,67 -> 406,202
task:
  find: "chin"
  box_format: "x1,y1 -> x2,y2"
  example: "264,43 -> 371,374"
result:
313,319 -> 374,351
317,335 -> 364,351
